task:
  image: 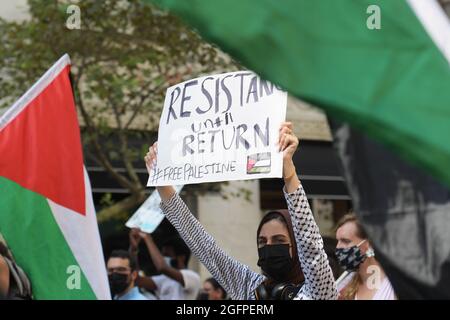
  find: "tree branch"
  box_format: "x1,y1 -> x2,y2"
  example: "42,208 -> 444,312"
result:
96,190 -> 147,223
74,68 -> 136,192
105,90 -> 142,190
123,81 -> 165,130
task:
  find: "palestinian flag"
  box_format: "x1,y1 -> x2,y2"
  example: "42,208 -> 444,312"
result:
145,0 -> 450,298
332,122 -> 450,299
147,0 -> 450,188
0,54 -> 110,300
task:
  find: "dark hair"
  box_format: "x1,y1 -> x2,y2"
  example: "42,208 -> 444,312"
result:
257,211 -> 288,238
256,210 -> 304,285
109,249 -> 137,271
335,213 -> 368,239
0,239 -> 12,260
162,237 -> 191,265
205,277 -> 226,299
0,242 -> 9,257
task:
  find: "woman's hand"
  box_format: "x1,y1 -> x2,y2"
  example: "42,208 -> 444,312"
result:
279,122 -> 298,162
144,141 -> 176,202
278,122 -> 300,192
144,142 -> 158,174
138,230 -> 151,241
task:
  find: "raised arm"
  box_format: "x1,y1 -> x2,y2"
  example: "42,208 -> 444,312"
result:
145,143 -> 264,300
284,184 -> 337,300
128,229 -> 158,291
280,122 -> 337,300
138,230 -> 187,286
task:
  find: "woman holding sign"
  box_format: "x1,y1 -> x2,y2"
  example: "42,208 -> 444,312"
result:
144,122 -> 337,300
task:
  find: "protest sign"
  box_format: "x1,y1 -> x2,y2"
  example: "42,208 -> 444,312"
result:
126,185 -> 184,233
148,71 -> 287,186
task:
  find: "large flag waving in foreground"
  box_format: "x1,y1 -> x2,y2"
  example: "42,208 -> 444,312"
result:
146,0 -> 450,298
0,55 -> 110,299
148,0 -> 450,188
332,122 -> 450,299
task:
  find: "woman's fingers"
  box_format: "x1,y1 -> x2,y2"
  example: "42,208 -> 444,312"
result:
145,154 -> 153,170
149,144 -> 157,158
152,144 -> 158,166
279,123 -> 293,150
286,135 -> 299,151
279,133 -> 286,151
281,133 -> 299,152
144,142 -> 159,171
280,121 -> 293,129
279,126 -> 291,135
280,129 -> 292,141
280,128 -> 298,151
283,134 -> 292,151
279,128 -> 291,137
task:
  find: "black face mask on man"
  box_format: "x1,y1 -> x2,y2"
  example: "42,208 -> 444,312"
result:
164,256 -> 178,269
257,244 -> 294,281
108,272 -> 131,296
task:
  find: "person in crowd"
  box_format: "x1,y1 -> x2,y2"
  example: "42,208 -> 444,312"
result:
106,249 -> 148,300
144,122 -> 337,300
130,229 -> 200,300
197,277 -> 227,300
335,213 -> 396,300
0,234 -> 32,300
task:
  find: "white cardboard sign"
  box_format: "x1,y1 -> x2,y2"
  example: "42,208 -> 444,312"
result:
147,71 -> 287,186
125,185 -> 183,233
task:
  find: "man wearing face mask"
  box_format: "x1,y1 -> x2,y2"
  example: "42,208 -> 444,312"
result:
106,250 -> 148,300
335,214 -> 396,300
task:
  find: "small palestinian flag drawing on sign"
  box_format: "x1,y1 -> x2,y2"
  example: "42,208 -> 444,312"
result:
247,152 -> 271,174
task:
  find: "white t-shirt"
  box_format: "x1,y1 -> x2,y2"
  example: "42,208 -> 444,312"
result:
152,269 -> 200,300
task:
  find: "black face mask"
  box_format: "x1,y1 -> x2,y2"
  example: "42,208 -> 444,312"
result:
164,256 -> 179,269
197,291 -> 209,300
335,244 -> 367,271
257,244 -> 294,281
108,273 -> 130,296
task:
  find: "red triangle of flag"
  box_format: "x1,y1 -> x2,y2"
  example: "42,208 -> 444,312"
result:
0,59 -> 86,215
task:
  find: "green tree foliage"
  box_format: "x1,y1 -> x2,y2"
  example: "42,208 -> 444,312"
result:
0,0 -> 237,220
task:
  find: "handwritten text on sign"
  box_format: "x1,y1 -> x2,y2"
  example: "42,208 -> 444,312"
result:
147,71 -> 287,186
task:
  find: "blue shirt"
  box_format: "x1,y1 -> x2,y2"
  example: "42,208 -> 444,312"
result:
114,287 -> 148,300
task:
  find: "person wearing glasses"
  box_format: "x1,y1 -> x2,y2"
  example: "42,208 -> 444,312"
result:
144,122 -> 337,300
106,250 -> 148,300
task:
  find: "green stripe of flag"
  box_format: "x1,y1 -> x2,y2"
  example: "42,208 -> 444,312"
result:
0,177 -> 96,300
147,0 -> 450,188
